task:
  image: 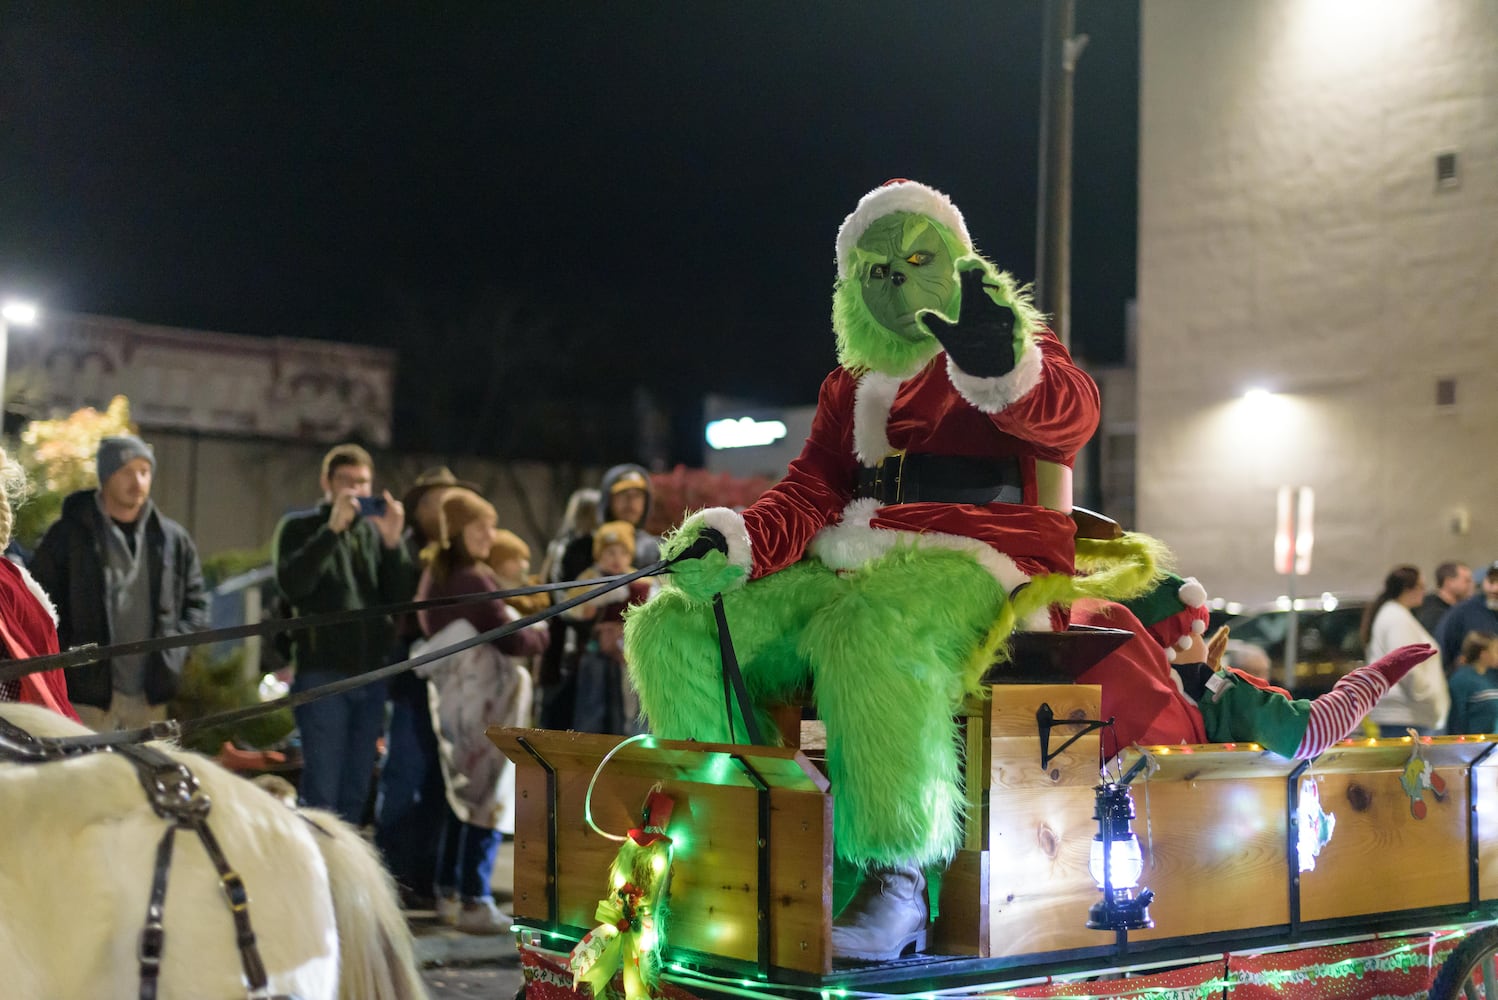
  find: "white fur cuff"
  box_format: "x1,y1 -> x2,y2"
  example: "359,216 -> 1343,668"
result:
692,507 -> 753,575
945,336 -> 1044,413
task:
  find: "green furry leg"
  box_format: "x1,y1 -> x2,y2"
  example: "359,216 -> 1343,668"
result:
801,546 -> 1005,870
624,561 -> 844,744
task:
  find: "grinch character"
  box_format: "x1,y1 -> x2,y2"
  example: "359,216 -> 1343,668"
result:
625,180 -> 1113,961
1073,574 -> 1436,760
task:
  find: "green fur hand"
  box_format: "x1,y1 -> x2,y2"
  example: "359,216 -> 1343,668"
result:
665,548 -> 747,603
662,525 -> 746,603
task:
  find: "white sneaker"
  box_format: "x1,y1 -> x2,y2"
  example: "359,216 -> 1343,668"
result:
456,897 -> 512,935
434,893 -> 461,926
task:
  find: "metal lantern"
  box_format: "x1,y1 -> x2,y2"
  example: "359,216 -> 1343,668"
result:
1087,782 -> 1154,936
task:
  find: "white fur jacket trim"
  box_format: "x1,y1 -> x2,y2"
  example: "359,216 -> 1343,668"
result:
685,507 -> 753,576
852,372 -> 903,466
12,559 -> 58,626
944,334 -> 1044,413
808,498 -> 1049,629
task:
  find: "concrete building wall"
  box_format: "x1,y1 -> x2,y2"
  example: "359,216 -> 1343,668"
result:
1138,0 -> 1498,604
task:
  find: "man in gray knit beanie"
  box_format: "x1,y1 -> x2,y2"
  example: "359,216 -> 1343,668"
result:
31,431 -> 208,731
95,434 -> 155,488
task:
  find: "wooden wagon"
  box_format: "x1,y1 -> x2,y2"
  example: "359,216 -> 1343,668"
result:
493,629 -> 1498,1000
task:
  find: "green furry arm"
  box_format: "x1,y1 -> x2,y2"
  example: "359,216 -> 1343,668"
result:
660,513 -> 749,604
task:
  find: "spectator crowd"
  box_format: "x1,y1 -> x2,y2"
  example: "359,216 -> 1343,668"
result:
9,431 -> 1498,936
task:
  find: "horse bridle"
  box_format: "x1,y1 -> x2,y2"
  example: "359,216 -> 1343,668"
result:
0,716 -> 303,1000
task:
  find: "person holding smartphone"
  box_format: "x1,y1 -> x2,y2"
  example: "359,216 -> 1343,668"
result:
272,443 -> 417,824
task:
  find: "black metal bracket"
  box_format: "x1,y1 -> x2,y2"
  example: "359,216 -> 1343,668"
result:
730,754 -> 772,979
1036,703 -> 1115,770
516,735 -> 559,930
1285,759 -> 1311,935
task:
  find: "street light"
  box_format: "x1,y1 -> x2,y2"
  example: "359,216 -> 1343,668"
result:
0,299 -> 40,418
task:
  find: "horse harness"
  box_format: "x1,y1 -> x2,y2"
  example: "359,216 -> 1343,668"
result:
0,716 -> 308,1000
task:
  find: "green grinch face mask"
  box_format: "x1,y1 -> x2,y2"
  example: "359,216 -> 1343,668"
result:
853,213 -> 961,340
833,212 -> 965,377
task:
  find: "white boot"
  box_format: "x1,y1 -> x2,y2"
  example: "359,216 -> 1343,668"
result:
831,864 -> 928,961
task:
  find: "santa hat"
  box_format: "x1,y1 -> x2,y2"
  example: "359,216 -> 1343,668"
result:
1122,574 -> 1211,663
593,520 -> 636,561
835,179 -> 973,280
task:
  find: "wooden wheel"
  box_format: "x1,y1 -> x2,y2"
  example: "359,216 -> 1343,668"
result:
1429,926 -> 1498,1000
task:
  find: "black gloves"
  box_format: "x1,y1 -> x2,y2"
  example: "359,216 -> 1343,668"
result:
920,268 -> 1018,378
670,527 -> 728,566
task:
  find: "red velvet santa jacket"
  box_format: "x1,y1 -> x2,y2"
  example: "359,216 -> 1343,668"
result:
0,556 -> 80,721
705,331 -> 1099,596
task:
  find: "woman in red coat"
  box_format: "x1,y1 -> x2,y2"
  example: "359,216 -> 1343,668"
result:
0,450 -> 79,721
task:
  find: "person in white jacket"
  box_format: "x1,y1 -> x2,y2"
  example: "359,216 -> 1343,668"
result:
1365,565 -> 1449,736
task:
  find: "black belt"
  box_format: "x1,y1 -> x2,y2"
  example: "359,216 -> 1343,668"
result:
854,453 -> 1024,506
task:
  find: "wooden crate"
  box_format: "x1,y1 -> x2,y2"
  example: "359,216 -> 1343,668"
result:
491,728 -> 834,977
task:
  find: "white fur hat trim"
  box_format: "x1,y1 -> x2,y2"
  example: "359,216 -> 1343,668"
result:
836,180 -> 973,280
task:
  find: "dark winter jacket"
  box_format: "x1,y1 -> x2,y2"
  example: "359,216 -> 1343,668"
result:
557,463 -> 661,582
1415,592 -> 1458,637
272,502 -> 418,677
31,490 -> 209,709
1435,594 -> 1498,671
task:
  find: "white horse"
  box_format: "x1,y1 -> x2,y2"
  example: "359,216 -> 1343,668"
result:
0,703 -> 428,1000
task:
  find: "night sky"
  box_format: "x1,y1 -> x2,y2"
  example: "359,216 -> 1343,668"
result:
0,2 -> 1138,464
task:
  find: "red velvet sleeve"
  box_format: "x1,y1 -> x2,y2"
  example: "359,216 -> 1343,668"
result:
740,371 -> 860,578
986,330 -> 1100,463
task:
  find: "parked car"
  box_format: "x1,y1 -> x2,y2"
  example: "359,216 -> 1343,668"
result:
1223,597 -> 1369,697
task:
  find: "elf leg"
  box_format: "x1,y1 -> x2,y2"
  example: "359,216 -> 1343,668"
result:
1195,645 -> 1435,759
624,560 -> 845,744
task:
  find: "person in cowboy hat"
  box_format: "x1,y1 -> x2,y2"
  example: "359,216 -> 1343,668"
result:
376,464 -> 481,907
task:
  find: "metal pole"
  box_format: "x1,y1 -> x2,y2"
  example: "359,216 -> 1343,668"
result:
1283,551 -> 1299,694
1036,0 -> 1085,350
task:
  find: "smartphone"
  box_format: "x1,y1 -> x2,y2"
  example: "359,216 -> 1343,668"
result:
355,495 -> 388,518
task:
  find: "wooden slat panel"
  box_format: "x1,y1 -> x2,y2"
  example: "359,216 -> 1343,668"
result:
1125,776 -> 1289,942
1301,768 -> 1469,921
932,849 -> 988,956
490,727 -> 829,793
1118,745 -> 1298,782
495,730 -> 832,976
989,784 -> 1101,956
511,760 -> 551,922
990,684 -> 1101,738
1309,737 -> 1498,772
1477,763 -> 1498,900
993,735 -> 1099,790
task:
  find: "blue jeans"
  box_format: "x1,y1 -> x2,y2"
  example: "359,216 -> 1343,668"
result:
434,810 -> 502,901
375,670 -> 446,898
292,671 -> 387,825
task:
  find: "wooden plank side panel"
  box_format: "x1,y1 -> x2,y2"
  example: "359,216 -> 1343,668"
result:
1301,768 -> 1469,921
1125,777 -> 1289,942
933,849 -> 989,956
988,784 -> 1101,956
990,685 -> 1102,739
1478,763 -> 1498,900
767,788 -> 833,975
992,735 -> 1099,790
547,758 -> 832,976
511,760 -> 552,923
